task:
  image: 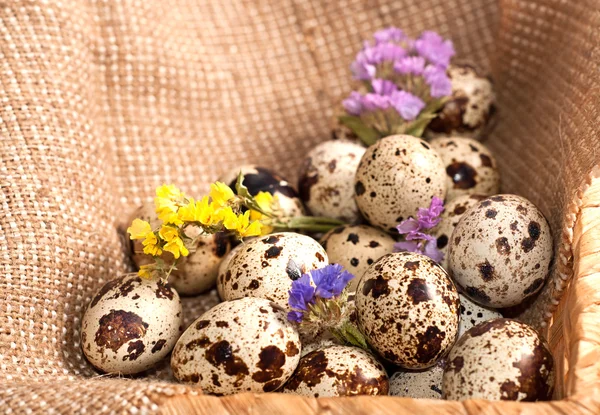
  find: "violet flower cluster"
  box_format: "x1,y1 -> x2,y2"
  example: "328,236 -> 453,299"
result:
287,264 -> 354,323
341,28 -> 455,143
395,196 -> 445,262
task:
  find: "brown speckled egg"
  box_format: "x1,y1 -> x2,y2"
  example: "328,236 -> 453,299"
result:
320,225 -> 395,291
219,165 -> 304,217
389,361 -> 444,399
355,252 -> 459,369
433,194 -> 488,270
354,135 -> 447,233
458,294 -> 501,338
282,346 -> 389,397
220,232 -> 328,308
448,194 -> 553,308
171,297 -> 301,394
298,140 -> 366,222
81,274 -> 183,375
426,64 -> 496,140
430,137 -> 500,201
443,318 -> 554,401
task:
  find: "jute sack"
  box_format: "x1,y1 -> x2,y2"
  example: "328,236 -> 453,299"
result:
1,0 -> 600,413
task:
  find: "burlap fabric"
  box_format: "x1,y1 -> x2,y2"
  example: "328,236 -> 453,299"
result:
1,0 -> 600,413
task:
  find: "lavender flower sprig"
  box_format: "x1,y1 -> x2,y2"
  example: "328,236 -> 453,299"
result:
340,28 -> 455,145
287,264 -> 368,350
395,196 -> 445,262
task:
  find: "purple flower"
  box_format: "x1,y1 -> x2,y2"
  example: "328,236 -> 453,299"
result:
342,91 -> 364,115
415,31 -> 455,68
374,27 -> 407,44
372,78 -> 397,96
288,273 -> 315,311
351,43 -> 407,81
361,93 -> 391,112
394,56 -> 426,75
389,90 -> 425,121
424,65 -> 452,98
287,310 -> 305,323
394,196 -> 445,262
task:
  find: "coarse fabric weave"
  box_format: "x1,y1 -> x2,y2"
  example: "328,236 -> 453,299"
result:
1,0 -> 600,413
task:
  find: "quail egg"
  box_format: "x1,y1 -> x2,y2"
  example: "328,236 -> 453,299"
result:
354,135 -> 447,233
320,225 -> 395,291
448,194 -> 553,308
355,252 -> 460,369
216,242 -> 246,301
171,297 -> 301,394
282,345 -> 389,397
432,194 -> 487,270
81,274 -> 183,375
443,318 -> 554,401
220,165 -> 304,217
426,64 -> 496,140
389,361 -> 445,399
220,232 -> 328,308
298,140 -> 366,222
430,137 -> 500,201
458,294 -> 502,337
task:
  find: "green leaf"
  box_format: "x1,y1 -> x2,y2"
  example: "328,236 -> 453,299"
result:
338,115 -> 380,146
235,171 -> 252,199
333,321 -> 369,350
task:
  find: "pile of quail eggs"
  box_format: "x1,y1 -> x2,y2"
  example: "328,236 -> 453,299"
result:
81,65 -> 555,401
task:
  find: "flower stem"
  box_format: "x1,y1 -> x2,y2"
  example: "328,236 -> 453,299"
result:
283,216 -> 346,233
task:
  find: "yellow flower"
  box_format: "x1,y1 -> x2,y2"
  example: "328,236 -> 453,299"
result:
178,196 -> 215,226
250,191 -> 274,221
215,206 -> 239,230
138,264 -> 155,280
209,182 -> 235,208
127,219 -> 153,240
155,184 -> 185,225
142,232 -> 163,256
159,225 -> 189,259
235,211 -> 263,238
156,184 -> 184,201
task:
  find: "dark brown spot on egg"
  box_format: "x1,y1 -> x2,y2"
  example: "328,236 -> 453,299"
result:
186,337 -> 211,350
329,365 -> 389,396
248,280 -> 260,290
437,235 -> 449,249
421,142 -> 430,150
225,270 -> 232,281
369,241 -> 380,248
362,274 -> 391,299
212,373 -> 222,387
285,341 -> 299,357
327,159 -> 337,173
90,277 -> 122,308
495,237 -> 511,255
500,380 -> 520,400
468,318 -> 511,337
450,355 -> 464,373
216,321 -> 229,328
350,258 -> 359,266
94,310 -> 148,353
447,162 -> 477,189
454,236 -> 462,245
510,221 -> 519,231
155,280 -> 174,300
265,246 -> 282,258
196,320 -> 210,330
122,340 -> 145,361
262,235 -> 281,244
252,345 -> 286,383
454,205 -> 467,215
283,350 -> 328,391
480,154 -> 493,167
485,209 -> 498,219
316,252 -> 325,261
516,204 -> 528,215
478,260 -> 496,281
151,339 -> 167,354
521,221 -> 541,253
415,326 -> 445,364
469,143 -> 478,152
111,276 -> 142,301
355,181 -> 366,196
404,261 -> 420,271
465,286 -> 491,305
406,278 -> 432,304
213,232 -> 230,258
347,233 -> 359,244
205,340 -> 249,378
524,278 -> 544,295
232,282 -> 239,290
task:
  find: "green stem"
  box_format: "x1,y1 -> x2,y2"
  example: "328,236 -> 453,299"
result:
282,216 -> 346,233
331,320 -> 370,351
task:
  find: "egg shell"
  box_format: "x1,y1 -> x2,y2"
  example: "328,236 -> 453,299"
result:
220,232 -> 328,308
129,203 -> 232,296
320,225 -> 396,291
458,294 -> 502,337
355,252 -> 460,369
430,137 -> 500,201
282,345 -> 389,397
81,274 -> 183,375
171,297 -> 301,394
389,361 -> 444,399
443,318 -> 554,401
216,243 -> 246,300
299,331 -> 339,357
448,194 -> 553,308
219,165 -> 304,218
298,140 -> 366,222
433,194 -> 488,270
354,135 -> 447,233
426,64 -> 496,140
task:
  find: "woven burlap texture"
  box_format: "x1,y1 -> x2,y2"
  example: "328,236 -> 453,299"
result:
1,0 -> 599,413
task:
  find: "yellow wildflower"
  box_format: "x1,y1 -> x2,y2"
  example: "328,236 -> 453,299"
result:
215,206 -> 239,231
138,264 -> 155,280
178,196 -> 215,226
250,191 -> 274,221
127,219 -> 153,240
142,232 -> 163,256
209,182 -> 235,208
159,225 -> 189,259
236,211 -> 263,238
155,184 -> 185,225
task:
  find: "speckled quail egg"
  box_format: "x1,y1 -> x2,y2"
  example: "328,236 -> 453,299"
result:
129,203 -> 232,295
219,165 -> 304,217
216,243 -> 246,301
81,274 -> 183,375
426,64 -> 496,140
448,194 -> 553,308
430,137 -> 500,201
171,297 -> 301,394
389,360 -> 445,399
458,294 -> 501,337
298,140 -> 366,222
320,225 -> 395,291
220,232 -> 328,308
432,194 -> 488,270
443,318 -> 554,401
282,346 -> 389,397
356,252 -> 459,369
354,135 -> 447,233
